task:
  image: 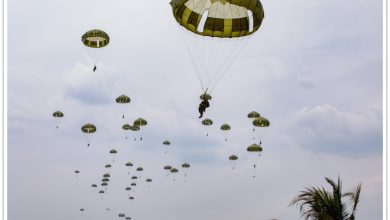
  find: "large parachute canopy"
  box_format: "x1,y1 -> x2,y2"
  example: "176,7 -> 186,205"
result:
81,123 -> 96,133
247,111 -> 260,119
116,95 -> 131,104
170,0 -> 264,93
133,118 -> 147,126
202,118 -> 213,126
247,143 -> 262,152
52,111 -> 64,117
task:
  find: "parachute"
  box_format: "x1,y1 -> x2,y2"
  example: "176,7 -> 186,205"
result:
247,143 -> 262,178
81,29 -> 109,71
81,123 -> 96,147
105,164 -> 112,168
200,93 -> 212,100
163,140 -> 172,154
181,163 -> 191,177
122,124 -> 132,140
170,167 -> 179,181
220,123 -> 231,141
125,162 -> 133,175
103,173 -> 110,178
248,111 -> 261,134
228,154 -> 238,170
118,213 -> 126,217
252,116 -> 270,142
133,118 -> 147,141
109,149 -> 118,162
130,125 -> 141,141
146,178 -> 153,188
116,95 -> 131,119
52,111 -> 64,129
131,176 -> 138,180
202,118 -> 213,136
170,0 -> 264,94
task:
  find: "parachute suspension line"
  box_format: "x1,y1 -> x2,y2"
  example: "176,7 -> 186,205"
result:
209,35 -> 252,93
180,27 -> 204,91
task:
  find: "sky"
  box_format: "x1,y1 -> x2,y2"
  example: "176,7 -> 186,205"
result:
6,0 -> 383,219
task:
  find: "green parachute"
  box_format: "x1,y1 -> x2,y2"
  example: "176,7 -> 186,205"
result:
202,118 -> 213,136
220,123 -> 231,141
52,111 -> 64,129
228,154 -> 238,170
116,95 -> 131,119
81,29 -> 109,71
81,123 -> 96,147
247,143 -> 262,178
170,0 -> 264,94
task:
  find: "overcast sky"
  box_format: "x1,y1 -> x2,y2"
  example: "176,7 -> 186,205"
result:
7,0 -> 383,219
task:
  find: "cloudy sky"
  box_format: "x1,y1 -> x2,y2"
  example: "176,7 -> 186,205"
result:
7,0 -> 383,219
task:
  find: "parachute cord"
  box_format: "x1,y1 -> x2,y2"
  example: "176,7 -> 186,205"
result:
179,28 -> 204,91
209,35 -> 252,93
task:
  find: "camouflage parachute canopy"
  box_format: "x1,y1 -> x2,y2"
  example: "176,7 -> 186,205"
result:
229,155 -> 238,160
116,95 -> 131,104
133,118 -> 147,126
163,140 -> 171,145
136,167 -> 143,172
80,208 -> 85,212
81,29 -> 110,48
126,217 -> 132,220
103,173 -> 110,178
170,168 -> 179,173
131,176 -> 138,179
129,196 -> 134,200
122,124 -> 132,130
202,118 -> 213,126
105,164 -> 112,168
81,123 -> 96,133
247,143 -> 262,152
52,111 -> 64,117
118,213 -> 126,217
131,183 -> 137,186
247,111 -> 260,118
91,184 -> 97,188
220,123 -> 231,130
125,187 -> 131,191
130,125 -> 140,131
170,0 -> 264,38
102,178 -> 110,182
182,163 -> 190,168
99,190 -> 105,193
252,116 -> 270,127
125,162 -> 133,167
200,93 -> 212,100
74,170 -> 80,174
146,178 -> 152,182
164,165 -> 172,170
109,149 -> 118,154
101,182 -> 108,186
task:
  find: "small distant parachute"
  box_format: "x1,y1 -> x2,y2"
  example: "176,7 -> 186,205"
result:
101,182 -> 108,186
81,123 -> 96,147
253,116 -> 270,127
129,196 -> 134,200
118,213 -> 126,217
80,208 -> 84,212
99,190 -> 105,193
125,187 -> 131,191
122,124 -> 132,139
103,173 -> 110,178
91,184 -> 97,188
136,167 -> 143,172
131,176 -> 138,180
228,154 -> 239,170
220,123 -> 231,141
109,149 -> 118,162
170,168 -> 179,181
133,118 -> 147,126
130,125 -> 141,141
126,217 -> 132,220
181,163 -> 190,177
202,118 -> 213,136
52,111 -> 64,129
163,140 -> 171,154
74,170 -> 80,174
247,143 -> 263,178
145,178 -> 152,188
102,178 -> 110,182
81,29 -> 109,71
252,116 -> 270,142
125,162 -> 133,175
105,164 -> 112,168
133,118 -> 147,140
131,182 -> 136,186
247,111 -> 261,119
163,165 -> 172,177
116,95 -> 131,119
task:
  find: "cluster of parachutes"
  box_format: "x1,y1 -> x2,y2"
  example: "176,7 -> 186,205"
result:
52,0 -> 266,218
